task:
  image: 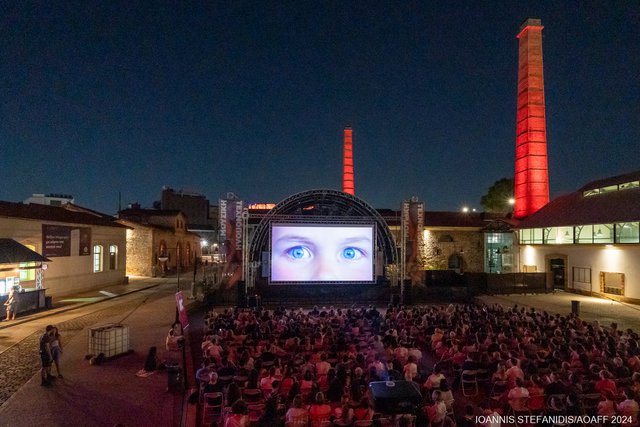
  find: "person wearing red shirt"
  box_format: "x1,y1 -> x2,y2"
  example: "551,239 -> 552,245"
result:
595,370 -> 617,398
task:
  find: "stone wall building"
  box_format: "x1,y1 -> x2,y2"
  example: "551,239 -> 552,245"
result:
118,206 -> 201,277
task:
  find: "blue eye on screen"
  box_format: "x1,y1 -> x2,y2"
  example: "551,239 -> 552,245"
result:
342,247 -> 362,260
286,246 -> 310,260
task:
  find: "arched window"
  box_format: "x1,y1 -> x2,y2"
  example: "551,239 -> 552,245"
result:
438,234 -> 454,243
109,245 -> 118,270
93,245 -> 103,272
186,243 -> 192,266
448,254 -> 463,274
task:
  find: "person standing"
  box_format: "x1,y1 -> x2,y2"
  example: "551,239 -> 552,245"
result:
50,326 -> 63,378
4,287 -> 17,321
39,325 -> 54,386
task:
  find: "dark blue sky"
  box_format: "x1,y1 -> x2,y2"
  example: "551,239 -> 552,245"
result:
2,2 -> 638,214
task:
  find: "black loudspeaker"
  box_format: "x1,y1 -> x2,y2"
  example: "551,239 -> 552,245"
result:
236,281 -> 246,308
247,294 -> 261,308
368,381 -> 422,414
403,285 -> 413,305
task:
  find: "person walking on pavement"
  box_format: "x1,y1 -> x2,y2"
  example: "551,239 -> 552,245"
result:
50,326 -> 63,378
3,286 -> 17,321
39,325 -> 55,386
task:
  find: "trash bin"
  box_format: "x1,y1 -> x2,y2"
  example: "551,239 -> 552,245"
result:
571,300 -> 580,316
167,363 -> 183,393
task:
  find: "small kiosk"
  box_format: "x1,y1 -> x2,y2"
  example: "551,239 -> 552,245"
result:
0,239 -> 50,314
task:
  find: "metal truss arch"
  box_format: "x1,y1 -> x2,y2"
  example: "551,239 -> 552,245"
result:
248,189 -> 397,267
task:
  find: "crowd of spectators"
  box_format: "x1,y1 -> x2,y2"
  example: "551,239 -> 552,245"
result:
195,303 -> 640,426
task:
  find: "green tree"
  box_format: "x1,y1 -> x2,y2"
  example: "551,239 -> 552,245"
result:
480,178 -> 514,212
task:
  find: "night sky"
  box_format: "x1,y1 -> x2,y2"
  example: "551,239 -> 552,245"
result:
2,2 -> 638,215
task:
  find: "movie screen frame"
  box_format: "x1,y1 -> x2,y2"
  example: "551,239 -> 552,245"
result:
269,223 -> 376,284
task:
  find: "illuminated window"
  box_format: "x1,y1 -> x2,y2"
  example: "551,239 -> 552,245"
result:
577,224 -> 614,244
599,185 -> 618,194
109,245 -> 118,270
594,224 -> 614,244
583,180 -> 639,197
616,222 -> 639,243
487,233 -> 500,244
19,244 -> 36,281
544,227 -> 574,244
575,225 -> 592,244
619,181 -> 639,190
93,245 -> 103,272
520,228 -> 543,244
19,263 -> 35,281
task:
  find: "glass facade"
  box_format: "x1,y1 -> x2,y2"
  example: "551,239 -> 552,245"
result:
484,232 -> 514,273
520,223 -> 639,245
544,226 -> 574,244
617,222 -> 640,243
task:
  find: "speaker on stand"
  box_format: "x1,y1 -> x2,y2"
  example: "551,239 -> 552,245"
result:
236,281 -> 246,308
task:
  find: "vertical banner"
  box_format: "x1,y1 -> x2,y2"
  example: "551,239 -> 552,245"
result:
78,228 -> 92,256
175,291 -> 189,328
218,195 -> 243,289
219,199 -> 227,245
235,200 -> 243,251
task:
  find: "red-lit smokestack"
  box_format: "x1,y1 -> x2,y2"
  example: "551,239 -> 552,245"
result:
343,127 -> 355,195
514,18 -> 550,219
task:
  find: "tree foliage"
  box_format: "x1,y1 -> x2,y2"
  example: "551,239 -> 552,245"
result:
480,178 -> 514,212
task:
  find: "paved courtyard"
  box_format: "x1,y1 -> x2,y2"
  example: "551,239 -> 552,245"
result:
477,290 -> 640,331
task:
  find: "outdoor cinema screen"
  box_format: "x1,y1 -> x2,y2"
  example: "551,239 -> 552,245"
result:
270,224 -> 374,282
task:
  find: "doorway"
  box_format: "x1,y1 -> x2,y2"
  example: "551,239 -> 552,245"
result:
549,258 -> 566,290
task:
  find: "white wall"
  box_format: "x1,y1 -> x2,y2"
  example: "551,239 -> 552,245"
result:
0,217 -> 127,297
517,244 -> 640,300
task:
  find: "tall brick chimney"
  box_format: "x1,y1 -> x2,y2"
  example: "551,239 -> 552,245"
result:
514,18 -> 550,218
343,127 -> 355,195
